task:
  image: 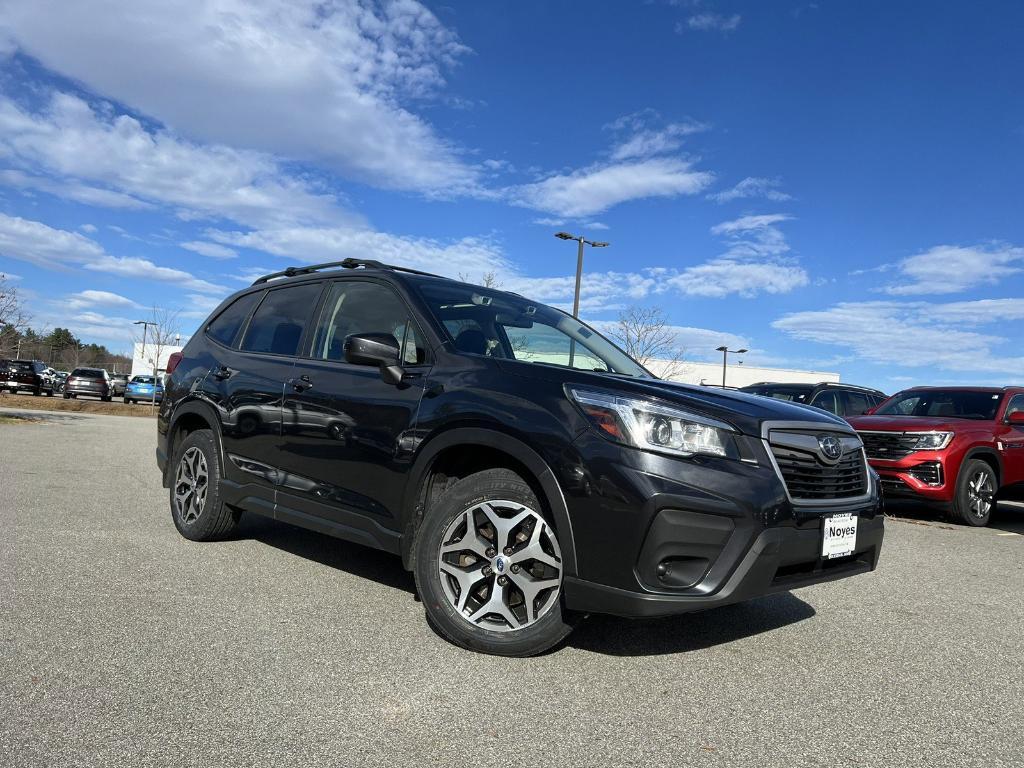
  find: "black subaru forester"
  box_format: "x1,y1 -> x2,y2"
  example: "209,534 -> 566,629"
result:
157,259 -> 883,656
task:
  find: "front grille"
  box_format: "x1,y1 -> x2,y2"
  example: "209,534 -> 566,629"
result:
769,434 -> 868,501
858,431 -> 920,460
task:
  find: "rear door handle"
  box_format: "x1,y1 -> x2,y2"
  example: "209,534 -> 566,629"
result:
211,366 -> 235,380
288,374 -> 313,392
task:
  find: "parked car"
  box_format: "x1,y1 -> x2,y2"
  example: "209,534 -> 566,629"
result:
156,258 -> 884,656
739,382 -> 887,418
124,375 -> 163,404
5,359 -> 55,396
51,371 -> 69,394
63,368 -> 112,401
109,374 -> 129,396
848,387 -> 1024,526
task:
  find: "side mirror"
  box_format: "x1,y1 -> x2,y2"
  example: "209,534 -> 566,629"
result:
1007,411 -> 1024,425
344,333 -> 404,385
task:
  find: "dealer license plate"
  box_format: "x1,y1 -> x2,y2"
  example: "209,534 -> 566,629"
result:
822,513 -> 858,559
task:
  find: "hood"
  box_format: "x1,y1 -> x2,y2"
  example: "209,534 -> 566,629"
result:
497,360 -> 850,437
847,415 -> 982,433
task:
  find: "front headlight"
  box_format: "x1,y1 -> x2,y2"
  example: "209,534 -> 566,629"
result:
569,388 -> 737,459
907,431 -> 953,450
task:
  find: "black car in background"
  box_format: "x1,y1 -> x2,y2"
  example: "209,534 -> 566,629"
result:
5,359 -> 55,396
739,382 -> 887,418
63,368 -> 112,401
156,259 -> 884,656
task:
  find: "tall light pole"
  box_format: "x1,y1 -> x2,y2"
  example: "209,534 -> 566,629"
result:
554,231 -> 609,318
716,345 -> 747,388
134,320 -> 157,407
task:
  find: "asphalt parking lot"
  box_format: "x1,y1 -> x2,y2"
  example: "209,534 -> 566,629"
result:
2,409 -> 1023,767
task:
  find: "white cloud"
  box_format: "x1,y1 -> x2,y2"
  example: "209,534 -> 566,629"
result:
181,241 -> 238,260
773,299 -> 1024,376
606,114 -> 709,162
0,0 -> 478,194
0,91 -> 353,228
83,255 -> 226,295
685,13 -> 742,32
513,158 -> 713,217
0,212 -> 226,295
208,226 -> 512,281
589,319 -> 749,361
708,176 -> 792,203
65,290 -> 140,311
79,223 -> 97,233
663,213 -> 808,298
0,211 -> 104,267
882,243 -> 1024,295
0,169 -> 153,210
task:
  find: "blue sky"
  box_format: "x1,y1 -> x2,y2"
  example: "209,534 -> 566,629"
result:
0,0 -> 1022,390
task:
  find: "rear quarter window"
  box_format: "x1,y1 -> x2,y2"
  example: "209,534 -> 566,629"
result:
207,291 -> 263,348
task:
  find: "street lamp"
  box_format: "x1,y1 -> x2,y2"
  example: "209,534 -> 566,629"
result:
715,345 -> 748,388
554,231 -> 609,319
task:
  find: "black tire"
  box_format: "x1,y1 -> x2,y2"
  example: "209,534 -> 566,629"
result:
413,468 -> 576,657
63,393 -> 70,399
951,458 -> 997,526
169,429 -> 240,541
32,386 -> 41,396
124,397 -> 131,405
45,389 -> 53,397
102,395 -> 111,402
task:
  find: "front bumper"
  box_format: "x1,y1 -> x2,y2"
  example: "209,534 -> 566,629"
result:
868,453 -> 952,503
564,514 -> 884,618
557,430 -> 885,619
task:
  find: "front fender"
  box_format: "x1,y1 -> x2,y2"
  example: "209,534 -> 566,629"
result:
400,426 -> 578,578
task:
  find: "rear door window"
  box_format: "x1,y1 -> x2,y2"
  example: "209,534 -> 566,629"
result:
844,391 -> 870,416
809,389 -> 841,415
241,283 -> 323,356
207,291 -> 262,348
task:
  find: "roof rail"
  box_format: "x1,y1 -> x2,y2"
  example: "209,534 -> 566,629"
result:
251,258 -> 444,285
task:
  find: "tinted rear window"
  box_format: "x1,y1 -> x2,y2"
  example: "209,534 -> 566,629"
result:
207,291 -> 262,348
240,283 -> 322,356
131,376 -> 156,384
12,361 -> 32,371
71,369 -> 105,378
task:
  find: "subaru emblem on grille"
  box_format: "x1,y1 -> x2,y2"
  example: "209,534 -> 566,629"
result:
817,434 -> 843,462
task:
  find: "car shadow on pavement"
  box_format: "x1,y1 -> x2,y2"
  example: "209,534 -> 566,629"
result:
233,513 -> 417,595
568,592 -> 816,657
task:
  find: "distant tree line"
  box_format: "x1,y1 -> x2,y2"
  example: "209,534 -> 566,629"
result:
0,324 -> 132,373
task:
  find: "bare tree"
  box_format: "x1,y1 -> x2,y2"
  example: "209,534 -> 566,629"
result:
0,274 -> 29,356
134,306 -> 181,381
458,270 -> 502,288
611,306 -> 688,380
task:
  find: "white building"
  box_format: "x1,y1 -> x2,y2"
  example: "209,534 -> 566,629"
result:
130,342 -> 184,379
647,359 -> 839,388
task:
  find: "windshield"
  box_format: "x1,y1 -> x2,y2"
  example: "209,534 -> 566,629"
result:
741,385 -> 813,403
416,282 -> 650,377
876,390 -> 1004,420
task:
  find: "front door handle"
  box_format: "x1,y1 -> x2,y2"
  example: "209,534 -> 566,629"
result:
211,366 -> 235,380
288,375 -> 313,392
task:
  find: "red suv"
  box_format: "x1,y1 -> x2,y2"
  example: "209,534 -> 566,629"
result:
848,387 -> 1024,526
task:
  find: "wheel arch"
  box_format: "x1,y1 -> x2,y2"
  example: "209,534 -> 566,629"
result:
962,446 -> 1002,486
401,427 -> 577,578
164,398 -> 224,487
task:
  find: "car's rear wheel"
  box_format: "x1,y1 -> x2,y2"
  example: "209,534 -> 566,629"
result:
413,468 -> 576,657
124,397 -> 131,404
170,429 -> 240,541
952,458 -> 996,526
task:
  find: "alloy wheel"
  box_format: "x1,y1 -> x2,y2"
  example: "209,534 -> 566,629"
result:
437,500 -> 562,632
967,469 -> 994,519
174,446 -> 209,525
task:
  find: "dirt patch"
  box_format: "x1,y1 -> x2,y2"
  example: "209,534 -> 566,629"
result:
0,413 -> 43,424
0,392 -> 158,418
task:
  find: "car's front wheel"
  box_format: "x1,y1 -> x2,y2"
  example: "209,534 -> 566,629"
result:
170,429 -> 240,541
952,458 -> 997,526
413,468 -> 576,657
